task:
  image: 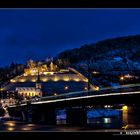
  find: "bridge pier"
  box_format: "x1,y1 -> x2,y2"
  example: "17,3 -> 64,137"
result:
66,107 -> 87,126
32,106 -> 56,125
21,111 -> 28,121
8,106 -> 28,121
123,105 -> 140,125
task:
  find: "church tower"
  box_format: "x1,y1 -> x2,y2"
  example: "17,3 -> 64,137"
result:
35,69 -> 42,97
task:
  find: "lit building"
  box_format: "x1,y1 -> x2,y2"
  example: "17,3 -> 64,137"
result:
15,87 -> 42,97
2,60 -> 98,97
15,69 -> 42,97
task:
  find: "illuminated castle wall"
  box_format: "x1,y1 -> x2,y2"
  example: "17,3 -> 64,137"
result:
2,60 -> 99,97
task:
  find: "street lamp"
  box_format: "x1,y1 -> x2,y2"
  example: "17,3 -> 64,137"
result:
120,76 -> 125,81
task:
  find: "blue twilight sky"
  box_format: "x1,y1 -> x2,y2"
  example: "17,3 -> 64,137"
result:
0,8 -> 140,66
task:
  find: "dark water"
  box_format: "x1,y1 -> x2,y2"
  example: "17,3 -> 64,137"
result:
1,107 -> 140,131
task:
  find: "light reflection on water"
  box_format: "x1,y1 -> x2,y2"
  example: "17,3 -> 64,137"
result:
21,127 -> 32,131
4,121 -> 16,127
1,108 -> 140,131
56,108 -> 140,129
7,127 -> 15,131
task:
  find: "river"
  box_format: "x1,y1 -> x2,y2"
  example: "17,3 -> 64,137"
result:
0,107 -> 140,132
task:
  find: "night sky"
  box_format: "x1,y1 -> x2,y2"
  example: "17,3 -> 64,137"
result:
0,9 -> 140,66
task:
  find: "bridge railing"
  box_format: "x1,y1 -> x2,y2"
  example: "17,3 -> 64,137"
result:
36,83 -> 140,103
9,83 -> 140,106
36,90 -> 92,102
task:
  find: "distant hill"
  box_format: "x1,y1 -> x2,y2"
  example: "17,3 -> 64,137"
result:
56,35 -> 140,73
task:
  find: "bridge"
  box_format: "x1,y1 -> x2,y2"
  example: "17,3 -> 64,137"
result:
7,83 -> 140,126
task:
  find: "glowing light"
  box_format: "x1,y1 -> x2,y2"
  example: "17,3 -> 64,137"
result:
31,79 -> 36,82
20,79 -> 26,82
104,118 -> 111,123
60,69 -> 69,72
124,74 -> 133,78
92,71 -> 99,74
122,105 -> 128,111
120,76 -> 124,81
41,78 -> 47,82
6,122 -> 15,127
64,86 -> 69,90
43,72 -> 48,75
54,93 -> 57,96
32,92 -> 35,96
122,125 -> 128,130
54,77 -> 59,82
27,124 -> 35,127
4,121 -> 16,127
84,87 -> 88,90
94,86 -> 99,91
44,72 -> 54,75
7,127 -> 14,131
23,73 -> 27,76
84,79 -> 88,82
104,105 -> 111,108
32,91 -> 140,105
21,127 -> 32,131
10,79 -> 16,83
0,88 -> 3,91
63,77 -> 69,81
50,72 -> 54,75
74,78 -> 80,82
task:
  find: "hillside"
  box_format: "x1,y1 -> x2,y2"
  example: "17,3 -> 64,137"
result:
57,35 -> 140,73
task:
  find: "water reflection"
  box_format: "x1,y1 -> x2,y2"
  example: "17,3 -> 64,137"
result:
104,118 -> 111,123
21,127 -> 32,131
1,106 -> 140,131
4,121 -> 16,127
122,106 -> 128,127
7,127 -> 15,131
57,119 -> 66,125
27,124 -> 35,127
56,108 -> 123,129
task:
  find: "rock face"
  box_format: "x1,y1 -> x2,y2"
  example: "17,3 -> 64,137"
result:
57,35 -> 140,73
